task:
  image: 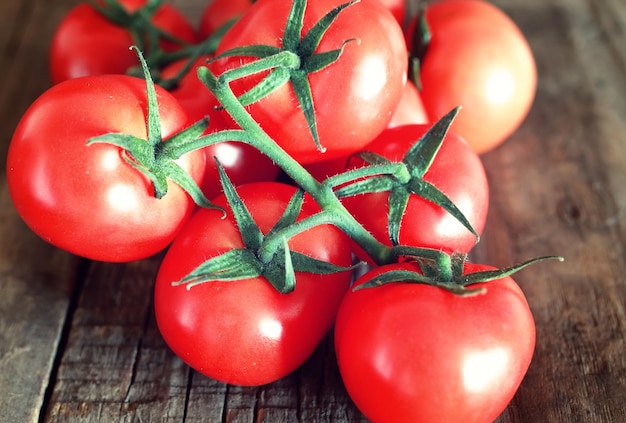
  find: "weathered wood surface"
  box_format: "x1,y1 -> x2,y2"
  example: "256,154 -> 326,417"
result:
1,0 -> 626,421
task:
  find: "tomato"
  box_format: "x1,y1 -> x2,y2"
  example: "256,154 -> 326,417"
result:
210,0 -> 408,163
334,260 -> 536,423
198,0 -> 253,40
162,57 -> 281,199
407,0 -> 537,154
341,124 -> 489,258
50,0 -> 197,84
6,75 -> 205,262
154,182 -> 353,386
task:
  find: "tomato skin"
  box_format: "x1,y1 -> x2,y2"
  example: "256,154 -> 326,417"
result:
334,261 -> 536,423
211,0 -> 408,164
154,182 -> 353,386
198,0 -> 253,40
161,56 -> 220,127
408,0 -> 537,154
379,0 -> 407,26
6,75 -> 205,262
387,80 -> 429,129
341,124 -> 489,257
50,0 -> 197,84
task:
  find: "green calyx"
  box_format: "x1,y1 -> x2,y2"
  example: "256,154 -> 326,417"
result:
209,0 -> 359,153
333,107 -> 479,247
355,252 -> 564,296
90,0 -> 188,59
91,0 -> 236,88
173,159 -> 358,294
87,47 -> 218,210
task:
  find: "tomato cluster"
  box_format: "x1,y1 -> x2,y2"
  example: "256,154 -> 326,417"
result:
6,0 -> 559,422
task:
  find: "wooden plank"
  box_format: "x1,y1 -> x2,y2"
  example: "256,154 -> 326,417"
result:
480,0 -> 626,422
44,257 -> 192,422
0,0 -> 83,422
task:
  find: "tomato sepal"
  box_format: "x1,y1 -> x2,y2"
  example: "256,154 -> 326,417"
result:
87,47 -> 217,209
355,251 -> 564,296
173,158 -> 358,294
89,0 -> 189,55
335,107 -> 479,246
173,248 -> 263,288
208,0 -> 359,152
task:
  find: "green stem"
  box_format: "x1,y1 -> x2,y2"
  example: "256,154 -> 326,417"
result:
390,245 -> 453,282
167,128 -> 250,157
323,161 -> 411,190
215,50 -> 301,87
199,65 -> 394,265
259,209 -> 338,263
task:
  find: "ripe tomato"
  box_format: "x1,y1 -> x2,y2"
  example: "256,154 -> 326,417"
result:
210,0 -> 408,163
334,261 -> 536,423
407,0 -> 537,154
6,75 -> 205,262
341,124 -> 489,257
154,182 -> 353,386
198,0 -> 253,40
162,57 -> 281,199
50,0 -> 197,84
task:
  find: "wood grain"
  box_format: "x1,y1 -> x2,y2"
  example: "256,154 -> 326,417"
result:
1,0 -> 625,421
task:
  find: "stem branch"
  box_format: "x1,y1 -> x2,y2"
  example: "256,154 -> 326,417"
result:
199,65 -> 394,265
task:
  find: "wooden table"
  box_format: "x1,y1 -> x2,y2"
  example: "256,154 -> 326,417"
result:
2,0 -> 626,421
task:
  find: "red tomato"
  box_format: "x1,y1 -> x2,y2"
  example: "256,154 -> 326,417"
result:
341,124 -> 489,257
50,0 -> 197,84
211,0 -> 408,163
334,261 -> 536,423
162,57 -> 281,199
6,75 -> 205,262
387,80 -> 429,128
198,0 -> 253,40
154,182 -> 353,386
407,0 -> 537,154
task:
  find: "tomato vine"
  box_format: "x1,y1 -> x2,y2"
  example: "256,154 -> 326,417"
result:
84,0 -> 561,289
